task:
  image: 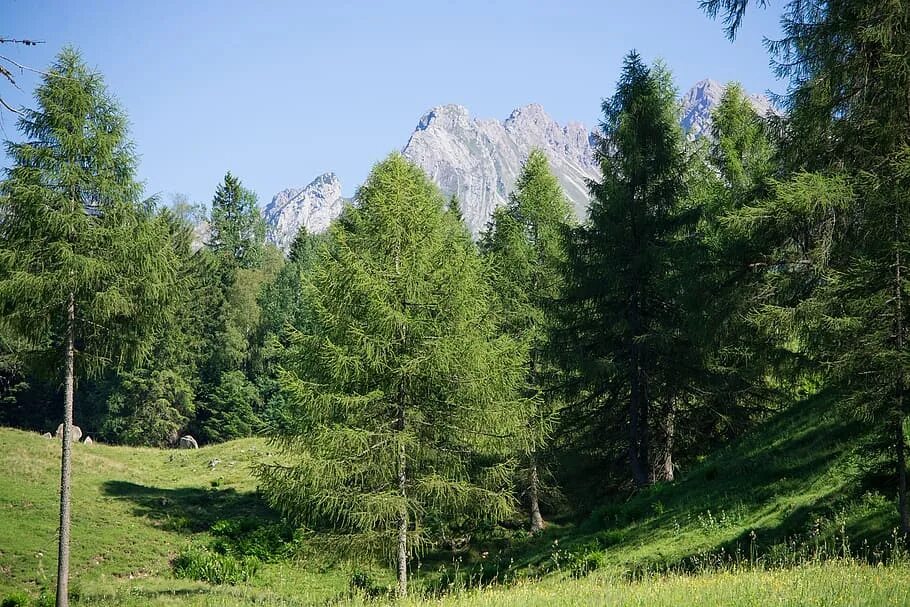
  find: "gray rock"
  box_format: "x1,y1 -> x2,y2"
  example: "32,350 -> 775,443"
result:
402,103 -> 599,235
263,173 -> 348,251
55,423 -> 82,442
680,78 -> 775,139
178,435 -> 198,449
83,436 -> 93,445
264,80 -> 774,243
42,432 -> 52,439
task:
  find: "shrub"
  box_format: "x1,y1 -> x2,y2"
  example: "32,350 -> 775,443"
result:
2,593 -> 30,607
172,546 -> 259,585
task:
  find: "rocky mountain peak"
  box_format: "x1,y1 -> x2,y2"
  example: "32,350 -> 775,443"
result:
265,79 -> 774,248
681,78 -> 774,137
263,172 -> 347,251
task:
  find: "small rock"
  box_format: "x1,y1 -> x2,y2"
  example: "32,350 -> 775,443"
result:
83,437 -> 93,445
208,458 -> 221,469
55,423 -> 82,442
42,432 -> 52,439
178,435 -> 198,449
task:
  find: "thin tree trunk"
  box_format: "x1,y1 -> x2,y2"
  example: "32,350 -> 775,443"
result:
56,292 -> 75,607
661,399 -> 675,483
528,456 -> 544,534
897,415 -> 909,535
628,346 -> 649,487
895,214 -> 909,535
396,404 -> 407,598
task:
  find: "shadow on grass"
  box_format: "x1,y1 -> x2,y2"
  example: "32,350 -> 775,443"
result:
102,480 -> 277,533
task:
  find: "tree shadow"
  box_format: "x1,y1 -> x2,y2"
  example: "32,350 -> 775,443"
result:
102,480 -> 277,533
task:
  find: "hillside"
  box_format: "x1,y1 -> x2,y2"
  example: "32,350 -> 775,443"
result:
1,391 -> 906,605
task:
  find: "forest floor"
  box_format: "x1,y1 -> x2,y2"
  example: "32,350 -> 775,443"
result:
2,392 -> 909,605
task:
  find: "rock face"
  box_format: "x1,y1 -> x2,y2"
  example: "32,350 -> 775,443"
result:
681,78 -> 774,139
178,435 -> 199,449
401,103 -> 599,235
265,79 -> 773,244
263,173 -> 348,251
55,423 -> 82,442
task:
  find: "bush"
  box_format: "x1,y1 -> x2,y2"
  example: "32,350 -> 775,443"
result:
349,570 -> 390,599
172,546 -> 259,585
209,517 -> 296,562
2,593 -> 30,607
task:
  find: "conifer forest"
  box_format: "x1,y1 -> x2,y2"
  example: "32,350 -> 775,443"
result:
2,1 -> 910,605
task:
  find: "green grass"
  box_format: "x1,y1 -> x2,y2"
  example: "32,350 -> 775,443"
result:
0,430 -> 353,604
1,391 -> 907,605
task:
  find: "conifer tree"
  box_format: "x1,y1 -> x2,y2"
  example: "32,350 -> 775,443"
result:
258,154 -> 527,597
208,172 -> 266,269
705,0 -> 910,532
481,150 -> 573,532
555,52 -> 697,488
0,49 -> 176,606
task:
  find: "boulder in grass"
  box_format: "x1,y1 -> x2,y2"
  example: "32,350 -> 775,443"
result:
83,436 -> 93,446
55,423 -> 82,442
42,432 -> 52,439
178,435 -> 198,449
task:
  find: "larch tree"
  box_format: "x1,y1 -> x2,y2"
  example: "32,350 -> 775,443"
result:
257,154 -> 528,597
481,149 -> 574,533
704,0 -> 910,532
0,49 -> 177,607
555,52 -> 698,488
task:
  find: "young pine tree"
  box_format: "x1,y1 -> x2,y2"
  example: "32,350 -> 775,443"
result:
257,154 -> 528,597
555,52 -> 699,488
207,171 -> 266,269
0,49 -> 177,607
481,149 -> 574,532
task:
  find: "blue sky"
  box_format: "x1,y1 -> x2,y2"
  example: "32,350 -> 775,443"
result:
3,0 -> 783,205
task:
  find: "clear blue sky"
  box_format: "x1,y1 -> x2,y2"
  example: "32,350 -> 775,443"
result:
3,0 -> 783,205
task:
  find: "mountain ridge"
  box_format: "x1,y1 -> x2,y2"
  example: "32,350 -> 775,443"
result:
261,79 -> 772,248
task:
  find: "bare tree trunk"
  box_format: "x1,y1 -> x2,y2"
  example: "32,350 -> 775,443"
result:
56,292 -> 74,607
629,345 -> 649,488
897,415 -> 909,535
528,456 -> 544,534
896,218 -> 909,535
660,399 -> 675,483
396,405 -> 407,598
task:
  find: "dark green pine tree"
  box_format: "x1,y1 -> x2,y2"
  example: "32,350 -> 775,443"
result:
555,52 -> 698,488
0,48 -> 177,607
704,0 -> 910,532
207,171 -> 266,269
257,154 -> 528,597
481,149 -> 574,532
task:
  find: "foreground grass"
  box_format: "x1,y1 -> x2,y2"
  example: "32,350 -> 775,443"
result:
70,562 -> 910,606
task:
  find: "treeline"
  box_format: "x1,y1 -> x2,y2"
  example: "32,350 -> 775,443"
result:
2,0 -> 909,599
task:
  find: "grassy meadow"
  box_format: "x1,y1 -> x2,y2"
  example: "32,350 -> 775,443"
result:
2,391 -> 909,605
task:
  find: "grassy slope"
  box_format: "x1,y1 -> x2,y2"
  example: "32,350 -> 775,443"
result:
0,430 -> 349,603
494,392 -> 897,577
0,391 -> 905,605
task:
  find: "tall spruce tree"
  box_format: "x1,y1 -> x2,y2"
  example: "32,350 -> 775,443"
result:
257,154 -> 527,597
704,0 -> 910,532
208,172 -> 266,269
0,49 -> 176,606
481,149 -> 573,532
555,52 -> 697,488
